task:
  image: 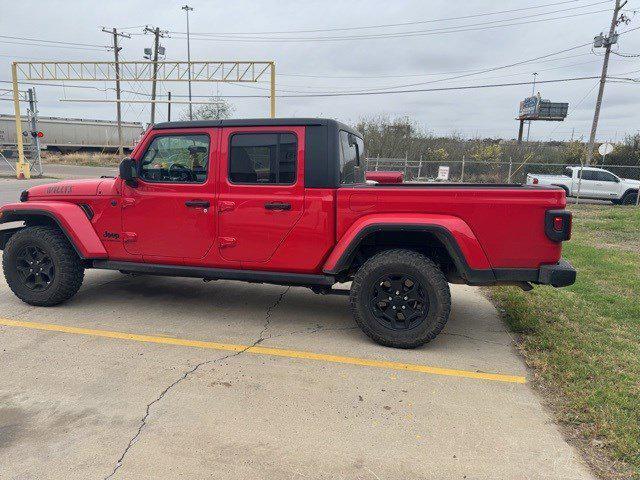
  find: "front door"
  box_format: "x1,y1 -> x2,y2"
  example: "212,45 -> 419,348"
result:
592,170 -> 620,199
217,126 -> 305,264
121,129 -> 218,261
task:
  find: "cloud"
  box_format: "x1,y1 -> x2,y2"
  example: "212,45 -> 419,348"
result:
0,0 -> 638,141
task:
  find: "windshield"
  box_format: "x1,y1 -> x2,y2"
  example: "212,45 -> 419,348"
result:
339,130 -> 365,184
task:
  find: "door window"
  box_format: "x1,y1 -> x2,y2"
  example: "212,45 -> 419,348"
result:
229,133 -> 297,184
139,134 -> 209,183
595,171 -> 618,182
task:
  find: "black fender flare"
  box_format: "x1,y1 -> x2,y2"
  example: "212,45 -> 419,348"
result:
323,224 -> 496,285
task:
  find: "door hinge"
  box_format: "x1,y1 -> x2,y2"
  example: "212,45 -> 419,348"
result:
218,201 -> 236,213
123,232 -> 137,243
219,237 -> 236,248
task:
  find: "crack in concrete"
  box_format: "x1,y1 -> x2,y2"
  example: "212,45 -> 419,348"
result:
103,286 -> 290,479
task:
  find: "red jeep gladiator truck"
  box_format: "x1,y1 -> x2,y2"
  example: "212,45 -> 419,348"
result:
0,118 -> 575,348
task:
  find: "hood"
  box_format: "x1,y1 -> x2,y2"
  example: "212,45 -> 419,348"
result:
621,178 -> 640,186
26,178 -> 118,199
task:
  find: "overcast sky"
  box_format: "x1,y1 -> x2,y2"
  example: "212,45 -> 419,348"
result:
1,0 -> 639,141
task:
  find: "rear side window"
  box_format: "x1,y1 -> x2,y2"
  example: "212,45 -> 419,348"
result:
339,130 -> 365,184
139,134 -> 209,183
579,170 -> 597,181
229,133 -> 297,184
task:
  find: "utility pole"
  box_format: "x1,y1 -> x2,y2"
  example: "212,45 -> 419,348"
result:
27,88 -> 42,176
102,27 -> 130,155
586,0 -> 626,165
144,26 -> 168,125
167,91 -> 172,121
526,72 -> 537,142
181,5 -> 194,120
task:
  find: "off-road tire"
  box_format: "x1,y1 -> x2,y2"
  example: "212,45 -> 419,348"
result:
3,226 -> 84,306
350,249 -> 451,349
621,191 -> 638,205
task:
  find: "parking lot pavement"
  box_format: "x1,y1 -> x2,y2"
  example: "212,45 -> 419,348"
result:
0,263 -> 596,480
0,164 -> 117,206
0,162 -> 117,179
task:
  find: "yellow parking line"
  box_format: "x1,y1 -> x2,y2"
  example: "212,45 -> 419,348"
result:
0,318 -> 526,384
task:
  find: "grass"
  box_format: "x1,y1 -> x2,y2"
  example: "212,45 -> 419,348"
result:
41,152 -> 121,167
490,205 -> 640,479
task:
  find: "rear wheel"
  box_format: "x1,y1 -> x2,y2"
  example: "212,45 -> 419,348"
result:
2,226 -> 84,306
350,249 -> 451,349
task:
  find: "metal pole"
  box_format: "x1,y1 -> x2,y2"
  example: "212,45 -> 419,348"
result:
586,0 -> 624,165
575,165 -> 584,205
167,91 -> 172,121
150,27 -> 160,125
418,154 -> 423,180
270,62 -> 276,118
12,62 -> 29,179
508,157 -> 513,183
103,27 -> 129,154
460,155 -> 465,182
182,5 -> 194,120
526,72 -> 537,142
517,119 -> 525,143
27,88 -> 41,176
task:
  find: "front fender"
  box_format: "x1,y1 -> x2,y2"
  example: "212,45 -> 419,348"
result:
0,201 -> 107,259
323,213 -> 492,277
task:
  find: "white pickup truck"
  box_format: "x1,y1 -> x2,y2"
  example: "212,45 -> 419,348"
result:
526,166 -> 639,204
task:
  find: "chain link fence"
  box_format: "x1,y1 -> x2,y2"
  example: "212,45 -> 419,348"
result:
365,156 -> 640,205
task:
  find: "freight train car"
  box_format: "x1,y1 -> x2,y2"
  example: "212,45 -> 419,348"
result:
0,114 -> 144,156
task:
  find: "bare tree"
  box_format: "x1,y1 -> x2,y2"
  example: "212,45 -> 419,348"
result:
182,96 -> 235,120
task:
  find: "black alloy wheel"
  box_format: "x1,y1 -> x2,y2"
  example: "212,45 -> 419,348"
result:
369,274 -> 429,331
15,245 -> 55,291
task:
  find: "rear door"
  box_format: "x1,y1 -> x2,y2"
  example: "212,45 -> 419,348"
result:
576,169 -> 598,197
217,126 -> 305,264
121,128 -> 218,261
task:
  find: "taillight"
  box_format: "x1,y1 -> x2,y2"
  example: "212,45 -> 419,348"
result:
532,177 -> 539,184
545,210 -> 572,242
553,216 -> 564,231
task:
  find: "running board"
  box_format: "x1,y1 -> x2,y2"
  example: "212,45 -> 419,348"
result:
92,260 -> 335,287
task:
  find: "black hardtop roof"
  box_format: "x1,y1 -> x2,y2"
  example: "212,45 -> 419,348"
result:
153,117 -> 360,136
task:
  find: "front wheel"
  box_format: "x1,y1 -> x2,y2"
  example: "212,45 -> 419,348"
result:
2,226 -> 85,306
350,249 -> 451,349
621,191 -> 638,205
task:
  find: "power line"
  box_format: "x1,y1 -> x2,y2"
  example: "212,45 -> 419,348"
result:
0,34 -> 107,48
168,8 -> 610,42
0,40 -> 107,51
160,76 -> 607,99
172,0 -> 608,35
278,42 -> 595,95
280,53 -> 596,80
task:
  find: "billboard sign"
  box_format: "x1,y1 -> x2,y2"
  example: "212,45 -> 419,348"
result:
519,94 -> 568,121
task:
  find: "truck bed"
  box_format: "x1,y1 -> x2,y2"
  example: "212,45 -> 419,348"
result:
337,184 -> 565,269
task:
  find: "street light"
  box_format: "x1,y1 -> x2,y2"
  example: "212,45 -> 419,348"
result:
181,4 -> 194,121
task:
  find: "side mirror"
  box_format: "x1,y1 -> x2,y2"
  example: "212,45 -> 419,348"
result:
119,158 -> 138,187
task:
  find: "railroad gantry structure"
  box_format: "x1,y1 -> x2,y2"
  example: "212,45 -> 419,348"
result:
10,60 -> 276,179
